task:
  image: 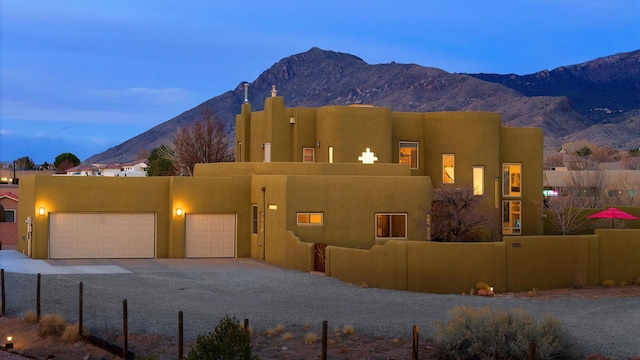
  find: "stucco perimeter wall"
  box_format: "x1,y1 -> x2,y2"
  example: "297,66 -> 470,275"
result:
324,231 -> 640,294
597,229 -> 640,284
284,231 -> 314,272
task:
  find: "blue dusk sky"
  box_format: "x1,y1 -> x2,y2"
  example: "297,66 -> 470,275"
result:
1,1 -> 639,164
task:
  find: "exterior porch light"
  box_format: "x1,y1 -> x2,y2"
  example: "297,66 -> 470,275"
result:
176,208 -> 183,216
38,207 -> 45,216
5,336 -> 13,350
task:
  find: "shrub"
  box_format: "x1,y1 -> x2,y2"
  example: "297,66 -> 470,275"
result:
24,311 -> 38,324
475,282 -> 490,291
39,313 -> 68,337
602,280 -> 615,288
186,315 -> 258,360
304,332 -> 318,344
432,306 -> 574,360
61,322 -> 88,343
282,332 -> 293,340
342,325 -> 355,335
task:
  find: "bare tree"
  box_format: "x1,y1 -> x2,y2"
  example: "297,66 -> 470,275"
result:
427,185 -> 501,242
623,155 -> 640,170
568,170 -> 608,208
172,108 -> 234,176
544,190 -> 592,235
603,173 -> 640,206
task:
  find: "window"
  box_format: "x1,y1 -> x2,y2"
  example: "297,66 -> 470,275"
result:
297,213 -> 323,224
328,146 -> 334,163
303,148 -> 315,162
2,209 -> 16,222
263,143 -> 271,162
443,154 -> 455,183
376,213 -> 407,238
502,200 -> 521,235
399,141 -> 418,169
473,166 -> 484,195
503,163 -> 522,197
237,141 -> 242,162
251,205 -> 258,235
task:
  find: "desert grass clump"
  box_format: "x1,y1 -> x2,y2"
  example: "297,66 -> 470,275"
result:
60,322 -> 88,343
342,325 -> 355,335
24,311 -> 38,324
602,280 -> 615,288
432,306 -> 573,360
38,313 -> 68,337
265,328 -> 276,336
333,326 -> 341,335
304,332 -> 318,344
276,324 -> 285,333
281,332 -> 293,340
186,314 -> 258,360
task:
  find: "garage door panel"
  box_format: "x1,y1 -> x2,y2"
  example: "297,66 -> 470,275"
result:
186,214 -> 236,258
50,213 -> 155,259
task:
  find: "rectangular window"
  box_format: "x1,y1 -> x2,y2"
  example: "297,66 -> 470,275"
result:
329,146 -> 334,163
251,205 -> 258,235
297,213 -> 323,224
264,143 -> 271,162
303,148 -> 315,162
376,213 -> 407,239
237,141 -> 242,162
399,141 -> 419,169
503,163 -> 522,197
443,154 -> 455,183
502,200 -> 521,235
2,209 -> 16,222
473,166 -> 484,195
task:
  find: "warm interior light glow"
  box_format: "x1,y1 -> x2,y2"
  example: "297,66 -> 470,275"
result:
268,204 -> 278,210
176,208 -> 183,216
38,207 -> 45,216
6,336 -> 12,342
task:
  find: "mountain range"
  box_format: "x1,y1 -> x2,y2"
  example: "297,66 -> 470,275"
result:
87,47 -> 640,163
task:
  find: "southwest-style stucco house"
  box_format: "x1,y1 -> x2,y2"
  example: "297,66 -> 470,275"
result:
0,189 -> 19,248
17,91 -> 545,279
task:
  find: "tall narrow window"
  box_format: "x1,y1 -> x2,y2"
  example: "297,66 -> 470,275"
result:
503,163 -> 522,197
399,141 -> 419,169
303,148 -> 315,162
502,200 -> 521,235
473,166 -> 484,195
263,143 -> 271,162
328,146 -> 334,163
375,213 -> 407,239
237,141 -> 242,162
251,205 -> 258,235
443,154 -> 455,183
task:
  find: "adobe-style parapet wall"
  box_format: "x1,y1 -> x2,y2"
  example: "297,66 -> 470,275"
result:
317,230 -> 640,294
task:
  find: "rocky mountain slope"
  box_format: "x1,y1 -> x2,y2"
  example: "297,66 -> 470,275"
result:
86,48 -> 640,163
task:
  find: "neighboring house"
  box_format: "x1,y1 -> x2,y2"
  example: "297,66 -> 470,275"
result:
65,164 -> 99,176
544,169 -> 640,206
0,188 -> 19,248
18,91 -> 543,264
97,161 -> 147,177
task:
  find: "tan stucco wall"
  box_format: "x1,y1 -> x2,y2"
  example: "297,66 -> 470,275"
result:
597,229 -> 640,283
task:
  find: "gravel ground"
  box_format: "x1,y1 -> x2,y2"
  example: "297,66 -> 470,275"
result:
2,261 -> 640,358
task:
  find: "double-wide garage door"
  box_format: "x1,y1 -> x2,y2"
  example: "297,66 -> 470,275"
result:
185,214 -> 236,258
50,213 -> 156,259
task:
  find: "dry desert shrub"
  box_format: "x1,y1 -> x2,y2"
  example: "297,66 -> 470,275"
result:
342,325 -> 355,335
281,332 -> 293,340
304,332 -> 318,344
24,311 -> 38,324
276,324 -> 285,333
38,313 -> 68,337
432,306 -> 574,359
60,322 -> 88,343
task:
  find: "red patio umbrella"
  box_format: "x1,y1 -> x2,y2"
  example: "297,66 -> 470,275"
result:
586,207 -> 640,228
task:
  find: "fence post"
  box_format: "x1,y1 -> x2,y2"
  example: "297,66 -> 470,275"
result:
1,269 -> 5,317
37,273 -> 41,321
321,320 -> 328,360
528,341 -> 536,360
179,311 -> 184,359
123,299 -> 128,359
79,282 -> 83,339
412,325 -> 419,360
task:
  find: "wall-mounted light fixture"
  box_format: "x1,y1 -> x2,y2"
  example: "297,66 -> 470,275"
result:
5,336 -> 13,350
316,142 -> 321,148
176,208 -> 183,216
38,207 -> 45,216
261,144 -> 265,150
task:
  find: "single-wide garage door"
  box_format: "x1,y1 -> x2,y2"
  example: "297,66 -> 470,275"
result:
49,213 -> 155,259
185,214 -> 236,258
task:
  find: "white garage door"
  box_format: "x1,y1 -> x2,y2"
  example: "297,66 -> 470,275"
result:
185,214 -> 236,258
49,213 -> 155,259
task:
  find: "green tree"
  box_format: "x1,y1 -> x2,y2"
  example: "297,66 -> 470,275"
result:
575,146 -> 592,157
54,153 -> 80,169
147,145 -> 177,176
13,156 -> 35,170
